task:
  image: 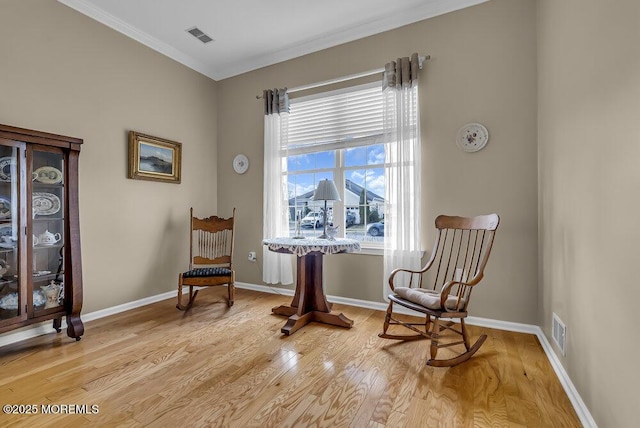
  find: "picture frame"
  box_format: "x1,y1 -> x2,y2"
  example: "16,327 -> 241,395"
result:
128,131 -> 182,184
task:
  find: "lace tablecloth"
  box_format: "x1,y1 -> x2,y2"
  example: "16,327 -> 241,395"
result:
262,237 -> 361,257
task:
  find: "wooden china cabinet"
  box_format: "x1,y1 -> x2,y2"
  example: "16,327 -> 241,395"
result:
0,124 -> 84,341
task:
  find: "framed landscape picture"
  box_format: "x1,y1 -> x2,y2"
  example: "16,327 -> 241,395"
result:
128,131 -> 181,183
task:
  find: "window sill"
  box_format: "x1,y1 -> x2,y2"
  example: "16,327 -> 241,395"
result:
350,247 -> 426,257
353,247 -> 384,256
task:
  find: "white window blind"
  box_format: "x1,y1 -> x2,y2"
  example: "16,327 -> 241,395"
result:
286,82 -> 383,155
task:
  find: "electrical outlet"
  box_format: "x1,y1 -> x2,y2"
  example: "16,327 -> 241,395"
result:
248,251 -> 257,262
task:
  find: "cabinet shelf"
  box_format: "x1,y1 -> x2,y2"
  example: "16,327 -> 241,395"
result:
33,243 -> 64,250
0,244 -> 64,252
0,278 -> 17,288
33,271 -> 64,282
33,183 -> 64,189
2,270 -> 64,282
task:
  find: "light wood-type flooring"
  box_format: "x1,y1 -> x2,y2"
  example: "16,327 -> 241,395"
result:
0,288 -> 581,427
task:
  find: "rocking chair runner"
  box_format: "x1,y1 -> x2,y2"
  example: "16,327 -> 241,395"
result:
177,208 -> 236,310
379,214 -> 500,367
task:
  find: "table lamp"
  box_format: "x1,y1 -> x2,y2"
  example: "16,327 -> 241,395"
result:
312,179 -> 341,239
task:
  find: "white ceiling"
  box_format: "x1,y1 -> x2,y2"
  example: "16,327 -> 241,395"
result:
58,0 -> 487,81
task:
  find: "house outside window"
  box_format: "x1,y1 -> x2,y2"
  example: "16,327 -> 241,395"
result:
284,82 -> 386,246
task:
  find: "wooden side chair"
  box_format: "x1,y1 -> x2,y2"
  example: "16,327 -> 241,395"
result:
177,208 -> 236,310
379,214 -> 499,367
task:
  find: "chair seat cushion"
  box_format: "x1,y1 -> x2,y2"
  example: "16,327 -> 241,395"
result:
183,267 -> 232,278
394,287 -> 465,311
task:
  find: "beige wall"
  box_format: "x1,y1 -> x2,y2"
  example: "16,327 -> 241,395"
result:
538,0 -> 640,426
0,0 -> 218,313
3,0 -> 635,423
218,0 -> 539,323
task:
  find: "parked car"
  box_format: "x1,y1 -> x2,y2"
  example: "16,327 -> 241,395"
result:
345,212 -> 356,228
301,211 -> 323,228
366,220 -> 385,236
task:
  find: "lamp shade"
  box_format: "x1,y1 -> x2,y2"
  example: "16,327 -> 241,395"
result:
312,179 -> 341,201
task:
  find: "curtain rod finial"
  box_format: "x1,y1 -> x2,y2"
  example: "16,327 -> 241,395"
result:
418,55 -> 431,69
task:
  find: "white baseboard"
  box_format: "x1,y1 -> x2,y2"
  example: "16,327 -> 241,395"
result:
0,282 -> 596,427
0,290 -> 178,348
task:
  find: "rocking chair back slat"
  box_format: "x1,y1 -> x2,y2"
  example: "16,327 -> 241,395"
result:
193,228 -> 233,265
191,214 -> 235,267
429,221 -> 496,312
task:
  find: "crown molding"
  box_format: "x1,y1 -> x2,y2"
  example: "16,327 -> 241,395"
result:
215,0 -> 488,79
58,0 -> 488,81
57,0 -> 214,79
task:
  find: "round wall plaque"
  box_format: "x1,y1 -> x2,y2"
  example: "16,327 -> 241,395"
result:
456,123 -> 489,153
233,154 -> 249,174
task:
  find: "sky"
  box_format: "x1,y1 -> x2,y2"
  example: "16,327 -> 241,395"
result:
287,144 -> 386,198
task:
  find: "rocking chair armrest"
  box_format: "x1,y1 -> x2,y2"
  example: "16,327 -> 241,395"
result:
440,275 -> 482,312
388,267 -> 426,292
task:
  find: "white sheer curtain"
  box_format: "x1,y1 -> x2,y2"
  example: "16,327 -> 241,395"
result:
262,89 -> 293,284
383,54 -> 422,298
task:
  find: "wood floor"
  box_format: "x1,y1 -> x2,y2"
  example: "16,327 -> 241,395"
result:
0,288 -> 581,427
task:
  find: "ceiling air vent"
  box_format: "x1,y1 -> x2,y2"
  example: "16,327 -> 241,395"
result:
186,27 -> 214,44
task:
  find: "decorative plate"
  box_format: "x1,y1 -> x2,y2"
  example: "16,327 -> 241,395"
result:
0,290 -> 45,310
0,292 -> 18,310
33,290 -> 46,307
0,157 -> 15,182
0,196 -> 11,219
34,166 -> 63,184
233,154 -> 249,174
33,192 -> 61,216
0,224 -> 13,247
456,123 -> 489,153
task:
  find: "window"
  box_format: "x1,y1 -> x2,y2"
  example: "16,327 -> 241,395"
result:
284,82 -> 386,246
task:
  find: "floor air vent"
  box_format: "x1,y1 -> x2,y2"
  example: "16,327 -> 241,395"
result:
552,313 -> 566,356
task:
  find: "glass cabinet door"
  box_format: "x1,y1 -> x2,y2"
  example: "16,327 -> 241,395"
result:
31,150 -> 65,314
0,146 -> 23,322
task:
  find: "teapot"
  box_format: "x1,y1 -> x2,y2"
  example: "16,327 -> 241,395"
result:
38,230 -> 61,246
41,280 -> 63,309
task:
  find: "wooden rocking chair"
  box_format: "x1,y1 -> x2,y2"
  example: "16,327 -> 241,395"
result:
177,208 -> 236,310
379,214 -> 499,367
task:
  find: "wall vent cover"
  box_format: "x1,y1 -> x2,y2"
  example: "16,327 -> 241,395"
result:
186,27 -> 214,44
552,313 -> 566,356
